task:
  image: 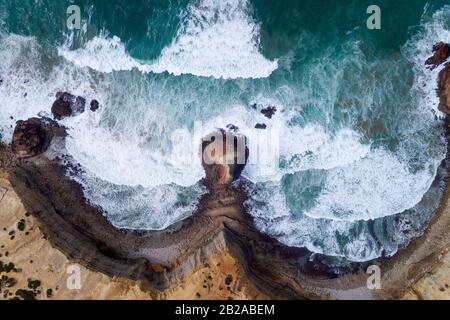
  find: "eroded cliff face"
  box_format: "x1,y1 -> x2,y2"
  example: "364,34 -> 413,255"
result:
0,177 -> 265,300
427,42 -> 450,114
425,42 -> 450,69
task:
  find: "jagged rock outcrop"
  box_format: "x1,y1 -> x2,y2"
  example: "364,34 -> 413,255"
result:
426,42 -> 450,114
201,129 -> 249,189
11,118 -> 56,158
261,106 -> 277,119
51,92 -> 86,120
439,64 -> 450,114
426,42 -> 450,68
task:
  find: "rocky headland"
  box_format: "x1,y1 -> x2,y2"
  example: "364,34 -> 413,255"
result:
2,43 -> 450,300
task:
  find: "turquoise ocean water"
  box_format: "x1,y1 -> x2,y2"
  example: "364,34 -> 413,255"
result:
1,0 -> 450,263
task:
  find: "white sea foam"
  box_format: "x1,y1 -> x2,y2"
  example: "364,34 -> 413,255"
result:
58,35 -> 142,73
245,5 -> 450,262
0,34 -> 50,141
246,184 -> 385,262
196,104 -> 369,183
150,0 -> 278,79
58,0 -> 278,79
403,5 -> 450,115
304,149 -> 438,221
64,111 -> 205,188
0,32 -> 204,230
0,33 -> 95,142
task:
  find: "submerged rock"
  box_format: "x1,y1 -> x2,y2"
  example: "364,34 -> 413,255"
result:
426,42 -> 450,68
12,118 -> 53,158
51,92 -> 86,120
201,129 -> 249,188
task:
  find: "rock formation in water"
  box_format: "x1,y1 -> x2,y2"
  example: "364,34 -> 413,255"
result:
3,41 -> 450,299
11,118 -> 59,158
90,100 -> 100,112
426,42 -> 450,68
427,42 -> 450,114
51,92 -> 86,120
261,106 -> 277,119
201,129 -> 249,189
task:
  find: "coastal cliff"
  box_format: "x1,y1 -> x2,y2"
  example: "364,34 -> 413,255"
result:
2,42 -> 450,300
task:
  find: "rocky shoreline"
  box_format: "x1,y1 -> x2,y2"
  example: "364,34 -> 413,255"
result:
2,43 -> 450,299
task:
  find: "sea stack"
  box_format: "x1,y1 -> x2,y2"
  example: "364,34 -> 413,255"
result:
11,118 -> 53,158
201,129 -> 249,189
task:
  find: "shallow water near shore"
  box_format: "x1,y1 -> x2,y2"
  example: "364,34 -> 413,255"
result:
0,0 -> 450,264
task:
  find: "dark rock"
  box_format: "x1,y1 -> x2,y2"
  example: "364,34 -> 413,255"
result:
438,63 -> 450,114
255,123 -> 267,129
51,92 -> 86,120
12,118 -> 52,158
201,129 -> 249,188
261,106 -> 277,119
90,99 -> 100,112
226,124 -> 239,131
426,42 -> 450,68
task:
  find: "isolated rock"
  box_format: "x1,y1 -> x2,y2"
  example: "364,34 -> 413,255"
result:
255,123 -> 267,129
261,106 -> 277,119
426,42 -> 450,68
12,118 -> 53,158
201,129 -> 249,188
90,100 -> 100,112
51,92 -> 86,120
